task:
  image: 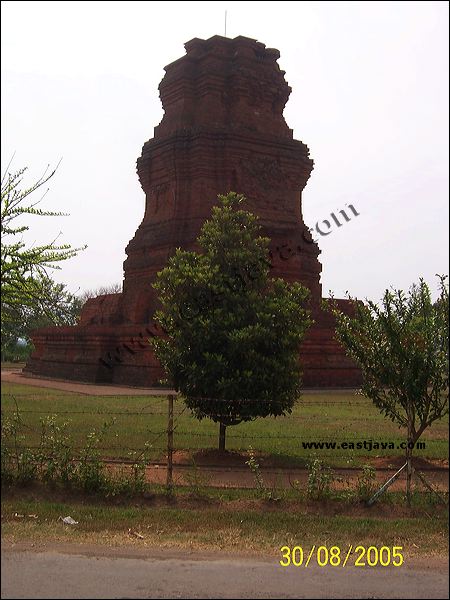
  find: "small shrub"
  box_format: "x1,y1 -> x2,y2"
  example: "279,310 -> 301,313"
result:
1,406 -> 159,498
1,414 -> 17,484
307,457 -> 335,500
356,464 -> 377,502
12,447 -> 37,484
245,446 -> 280,501
184,455 -> 212,498
127,446 -> 151,494
37,416 -> 75,485
71,419 -> 115,493
1,410 -> 37,485
111,443 -> 152,497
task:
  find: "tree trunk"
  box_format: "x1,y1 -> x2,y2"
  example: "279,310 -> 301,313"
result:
406,426 -> 413,507
219,422 -> 226,452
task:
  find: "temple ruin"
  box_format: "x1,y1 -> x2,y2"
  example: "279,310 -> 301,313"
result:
25,35 -> 361,388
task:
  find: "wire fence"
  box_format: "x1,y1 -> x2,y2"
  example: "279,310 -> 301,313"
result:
2,391 -> 448,490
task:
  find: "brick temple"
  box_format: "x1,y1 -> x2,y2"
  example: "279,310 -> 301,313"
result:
25,35 -> 362,388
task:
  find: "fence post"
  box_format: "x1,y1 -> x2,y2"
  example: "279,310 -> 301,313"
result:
166,394 -> 174,489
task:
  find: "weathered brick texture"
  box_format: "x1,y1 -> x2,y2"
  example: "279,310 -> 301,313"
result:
26,36 -> 362,388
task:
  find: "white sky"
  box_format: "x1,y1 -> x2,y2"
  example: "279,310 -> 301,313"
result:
2,0 -> 449,302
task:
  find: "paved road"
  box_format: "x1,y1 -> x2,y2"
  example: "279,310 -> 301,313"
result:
1,546 -> 448,599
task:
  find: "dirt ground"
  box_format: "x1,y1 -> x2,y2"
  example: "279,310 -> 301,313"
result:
115,449 -> 448,492
1,369 -> 175,396
2,368 -> 361,396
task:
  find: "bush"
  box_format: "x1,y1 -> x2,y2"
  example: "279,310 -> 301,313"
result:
245,446 -> 281,501
1,407 -> 154,497
38,416 -> 75,485
307,457 -> 335,500
1,340 -> 33,363
356,464 -> 377,502
1,410 -> 37,484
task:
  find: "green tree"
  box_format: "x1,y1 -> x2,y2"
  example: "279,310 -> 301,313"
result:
1,162 -> 86,350
330,276 -> 449,504
151,193 -> 312,450
1,277 -> 83,362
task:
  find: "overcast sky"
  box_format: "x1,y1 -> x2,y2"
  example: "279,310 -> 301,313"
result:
2,0 -> 448,302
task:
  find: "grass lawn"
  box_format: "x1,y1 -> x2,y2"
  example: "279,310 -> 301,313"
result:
1,382 -> 448,467
1,490 -> 448,558
1,362 -> 26,370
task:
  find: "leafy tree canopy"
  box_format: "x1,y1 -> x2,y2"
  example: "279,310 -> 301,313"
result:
1,162 -> 86,348
330,276 -> 449,445
151,193 -> 313,434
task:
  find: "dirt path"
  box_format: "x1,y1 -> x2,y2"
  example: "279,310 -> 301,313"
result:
141,462 -> 449,491
1,543 -> 448,599
1,370 -> 175,396
1,370 -> 358,397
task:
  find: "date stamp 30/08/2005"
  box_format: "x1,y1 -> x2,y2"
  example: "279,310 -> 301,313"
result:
279,546 -> 404,568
